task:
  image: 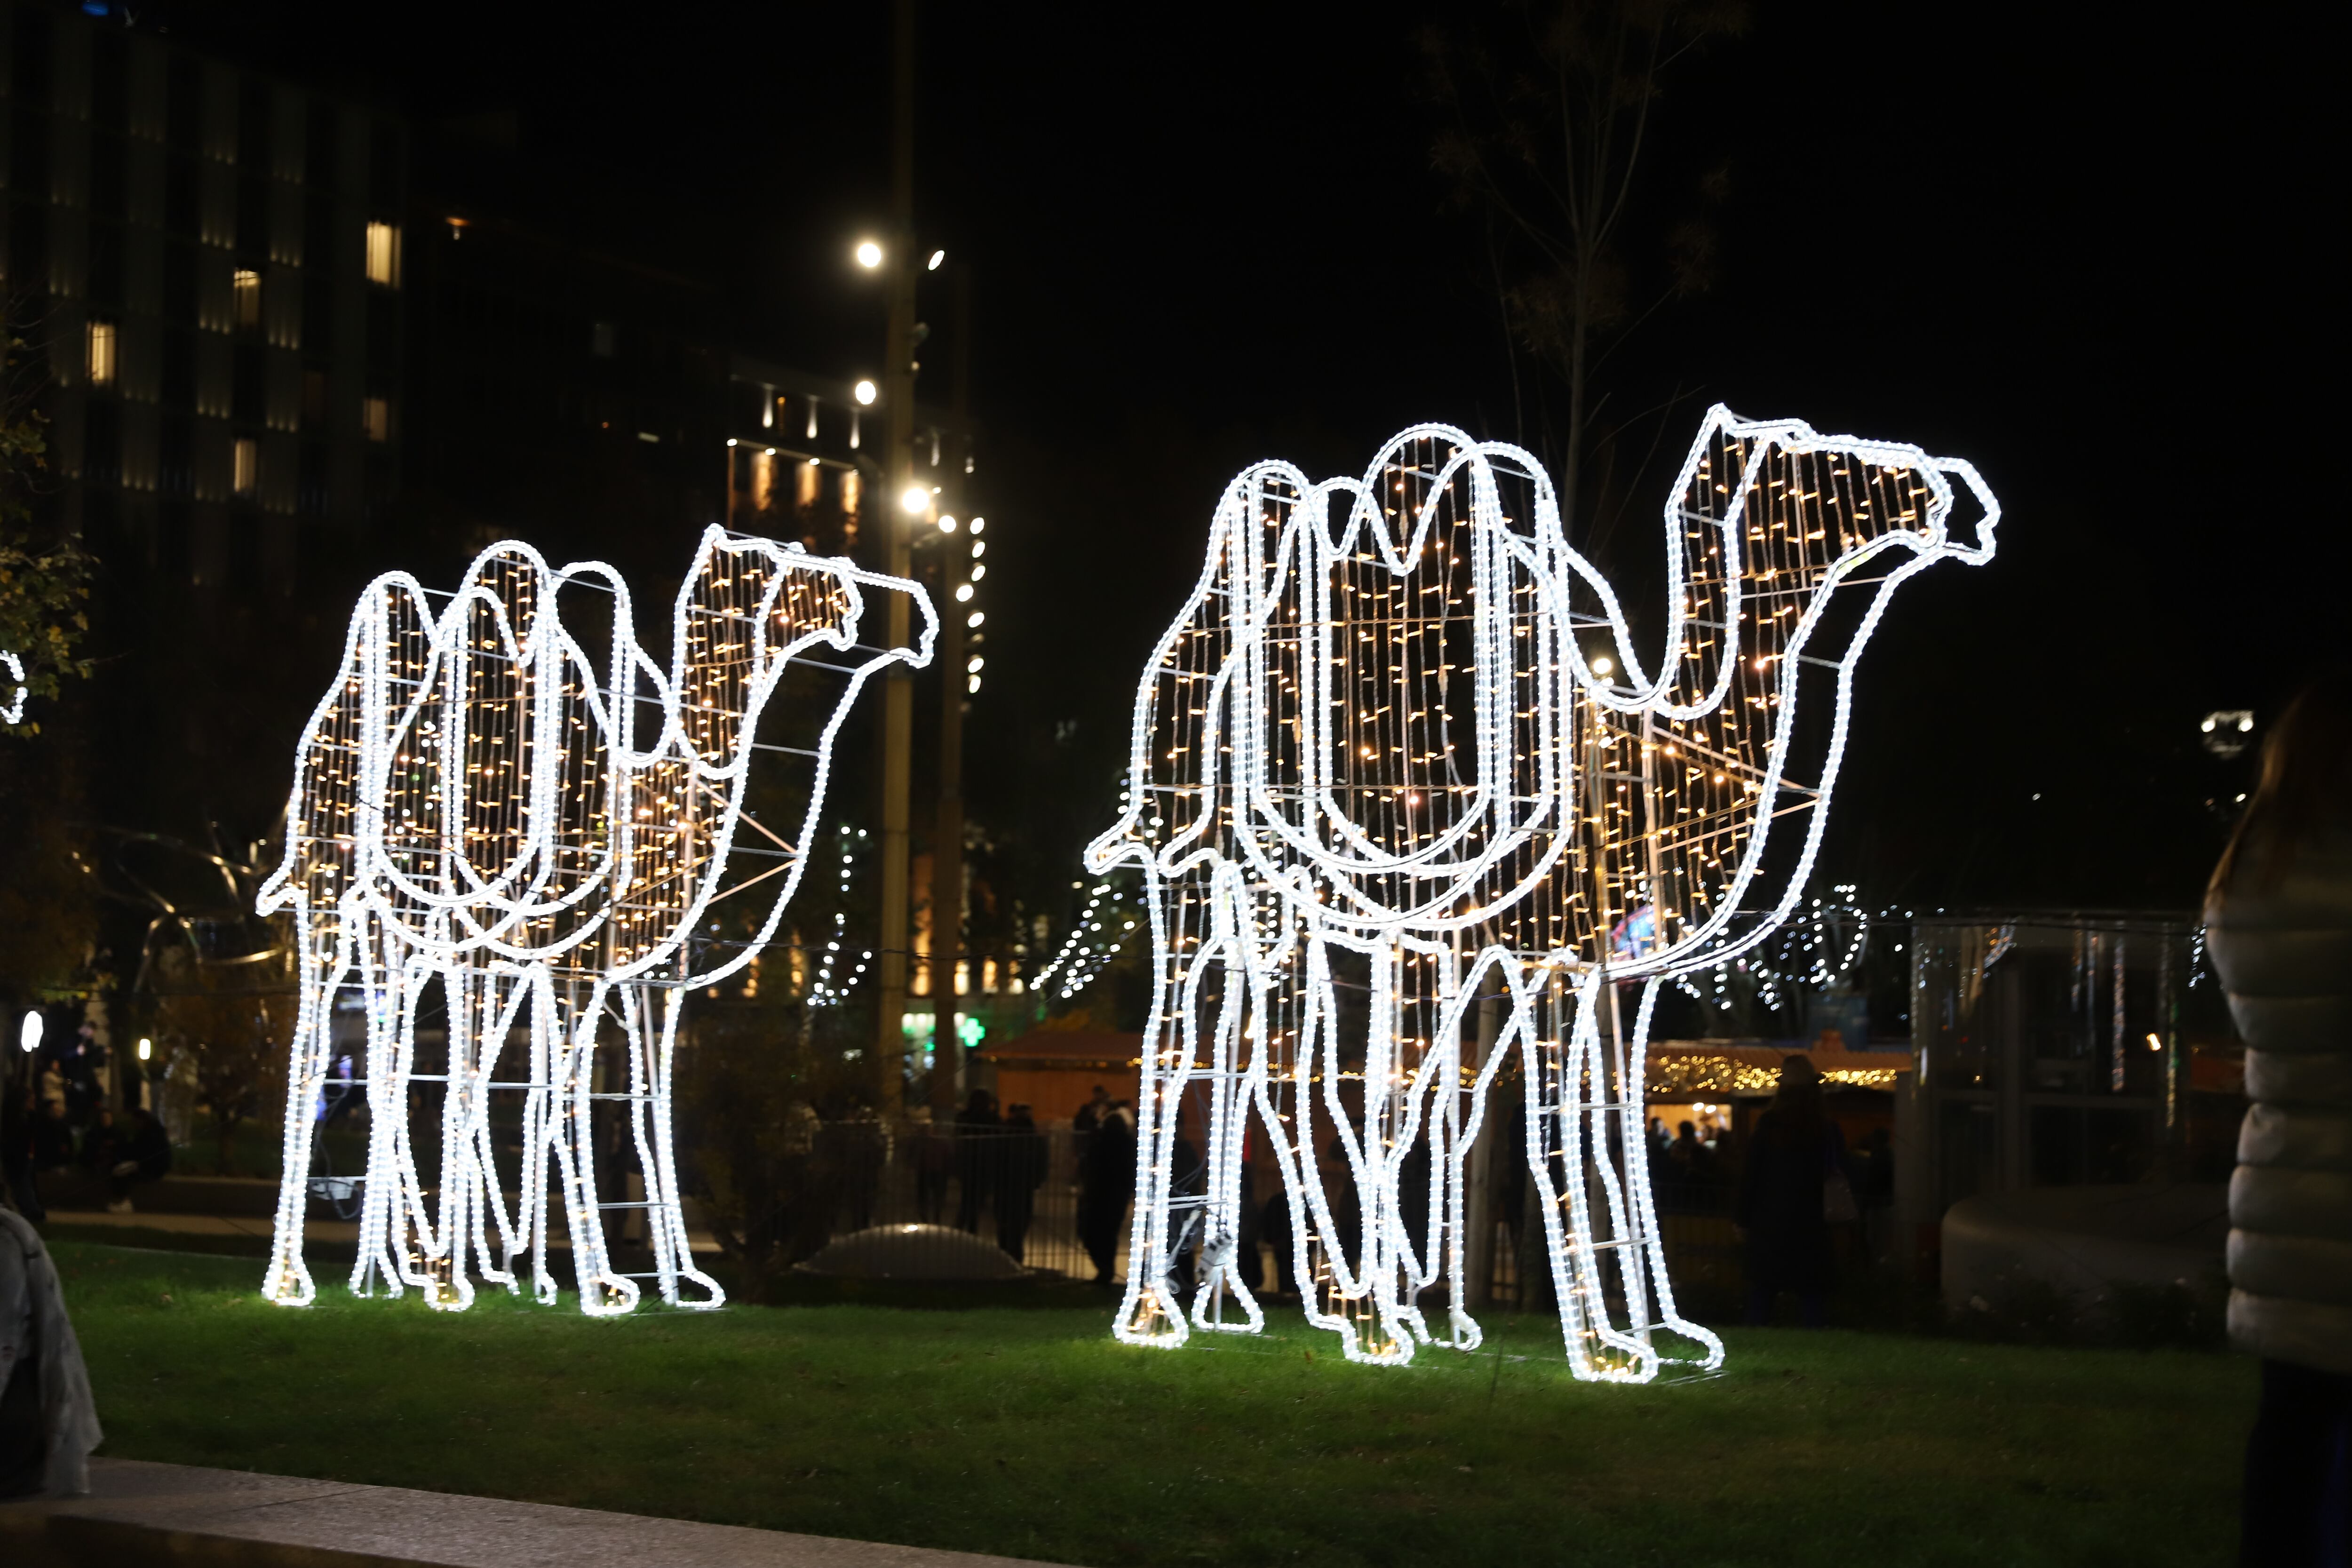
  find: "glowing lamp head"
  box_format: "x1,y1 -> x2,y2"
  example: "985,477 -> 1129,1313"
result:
926,248 -> 946,271
968,517 -> 985,535
137,1037 -> 152,1062
1592,654 -> 1615,678
854,239 -> 883,269
900,485 -> 933,516
17,1011 -> 40,1053
853,380 -> 877,406
937,515 -> 958,533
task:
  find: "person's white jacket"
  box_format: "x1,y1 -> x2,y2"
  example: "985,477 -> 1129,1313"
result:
2206,826 -> 2352,1374
0,1207 -> 103,1495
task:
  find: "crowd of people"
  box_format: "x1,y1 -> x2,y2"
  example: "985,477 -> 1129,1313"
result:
2,1053 -> 174,1225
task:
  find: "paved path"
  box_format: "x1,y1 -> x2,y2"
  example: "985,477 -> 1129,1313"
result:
1,1457 -> 1072,1568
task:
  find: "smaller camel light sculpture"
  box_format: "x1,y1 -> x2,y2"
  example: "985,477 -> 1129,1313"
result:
1087,406 -> 1997,1378
260,526 -> 934,1314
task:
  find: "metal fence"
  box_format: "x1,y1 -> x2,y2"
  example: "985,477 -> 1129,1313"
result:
739,1124 -> 1804,1310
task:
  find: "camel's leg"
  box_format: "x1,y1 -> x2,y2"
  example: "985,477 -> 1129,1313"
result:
1620,980 -> 1724,1370
641,987 -> 723,1309
348,921 -> 413,1298
421,961 -> 477,1310
548,987 -> 639,1315
466,970 -> 529,1291
263,908 -> 349,1307
520,972 -> 561,1306
1188,947 -> 1266,1337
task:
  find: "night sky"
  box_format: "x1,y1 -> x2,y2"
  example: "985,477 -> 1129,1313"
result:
173,0 -> 2335,917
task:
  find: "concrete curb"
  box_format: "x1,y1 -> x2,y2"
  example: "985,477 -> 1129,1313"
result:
0,1458 -> 1072,1568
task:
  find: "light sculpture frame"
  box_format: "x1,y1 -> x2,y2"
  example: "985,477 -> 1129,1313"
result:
1086,405 -> 1997,1379
259,525 -> 935,1314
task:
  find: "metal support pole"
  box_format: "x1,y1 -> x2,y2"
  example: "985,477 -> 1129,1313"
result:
928,263 -> 970,1117
874,0 -> 917,1111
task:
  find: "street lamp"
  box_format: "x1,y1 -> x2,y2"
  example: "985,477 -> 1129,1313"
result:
18,1011 -> 40,1053
927,249 -> 946,271
855,239 -> 883,269
854,379 -> 877,406
899,484 -> 932,515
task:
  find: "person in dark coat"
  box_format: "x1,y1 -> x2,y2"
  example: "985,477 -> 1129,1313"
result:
1076,1106 -> 1136,1285
104,1107 -> 172,1212
993,1105 -> 1049,1263
2202,675 -> 2352,1567
909,1109 -> 952,1223
953,1090 -> 1000,1234
1736,1055 -> 1843,1327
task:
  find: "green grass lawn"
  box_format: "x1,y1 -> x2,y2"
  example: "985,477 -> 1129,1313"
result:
50,1241 -> 2249,1568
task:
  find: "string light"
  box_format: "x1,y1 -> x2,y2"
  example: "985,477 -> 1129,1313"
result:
1,650 -> 23,724
1084,406 -> 1998,1378
257,526 -> 936,1315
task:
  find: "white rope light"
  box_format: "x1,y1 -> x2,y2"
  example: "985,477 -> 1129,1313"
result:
1084,406 -> 1997,1378
1674,882 -> 1869,1012
258,525 -> 935,1315
1,650 -> 24,725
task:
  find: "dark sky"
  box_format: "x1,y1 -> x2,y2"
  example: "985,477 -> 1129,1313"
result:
177,0 -> 2335,915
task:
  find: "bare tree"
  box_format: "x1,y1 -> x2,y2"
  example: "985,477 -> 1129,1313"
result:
153,957 -> 291,1176
1427,0 -> 1746,559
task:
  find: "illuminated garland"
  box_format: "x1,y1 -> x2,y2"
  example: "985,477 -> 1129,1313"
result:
1086,406 -> 1997,1378
1673,883 -> 1869,1013
259,526 -> 935,1315
806,824 -> 874,1008
1,650 -> 24,725
1033,870 -> 1142,1003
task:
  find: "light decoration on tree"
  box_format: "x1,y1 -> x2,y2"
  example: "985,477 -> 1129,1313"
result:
1,650 -> 24,724
1672,882 -> 1869,1014
258,525 -> 935,1315
805,823 -> 874,1008
1085,405 -> 1997,1378
1032,874 -> 1141,1003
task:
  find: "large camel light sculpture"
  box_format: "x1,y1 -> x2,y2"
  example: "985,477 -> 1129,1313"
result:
1085,406 -> 1997,1378
260,526 -> 935,1314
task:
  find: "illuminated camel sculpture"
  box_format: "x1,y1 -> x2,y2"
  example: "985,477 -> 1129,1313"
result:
1085,406 -> 1997,1377
260,526 -> 935,1314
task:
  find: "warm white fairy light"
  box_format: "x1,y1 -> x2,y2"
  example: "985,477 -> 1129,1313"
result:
1085,406 -> 1997,1378
1,650 -> 24,725
258,525 -> 935,1315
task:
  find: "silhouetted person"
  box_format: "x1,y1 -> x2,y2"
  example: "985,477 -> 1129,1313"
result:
2205,675 -> 2352,1568
909,1109 -> 951,1223
994,1105 -> 1049,1264
831,1108 -> 884,1233
29,1103 -> 71,1177
954,1090 -> 1000,1234
1737,1056 -> 1842,1327
104,1107 -> 172,1214
1076,1107 -> 1136,1285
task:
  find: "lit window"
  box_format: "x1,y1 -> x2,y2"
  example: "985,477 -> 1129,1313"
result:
87,320 -> 118,386
365,222 -> 401,287
233,268 -> 262,328
232,437 -> 258,497
363,396 -> 390,444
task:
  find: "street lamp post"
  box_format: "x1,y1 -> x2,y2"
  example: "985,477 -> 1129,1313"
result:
874,0 -> 919,1111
